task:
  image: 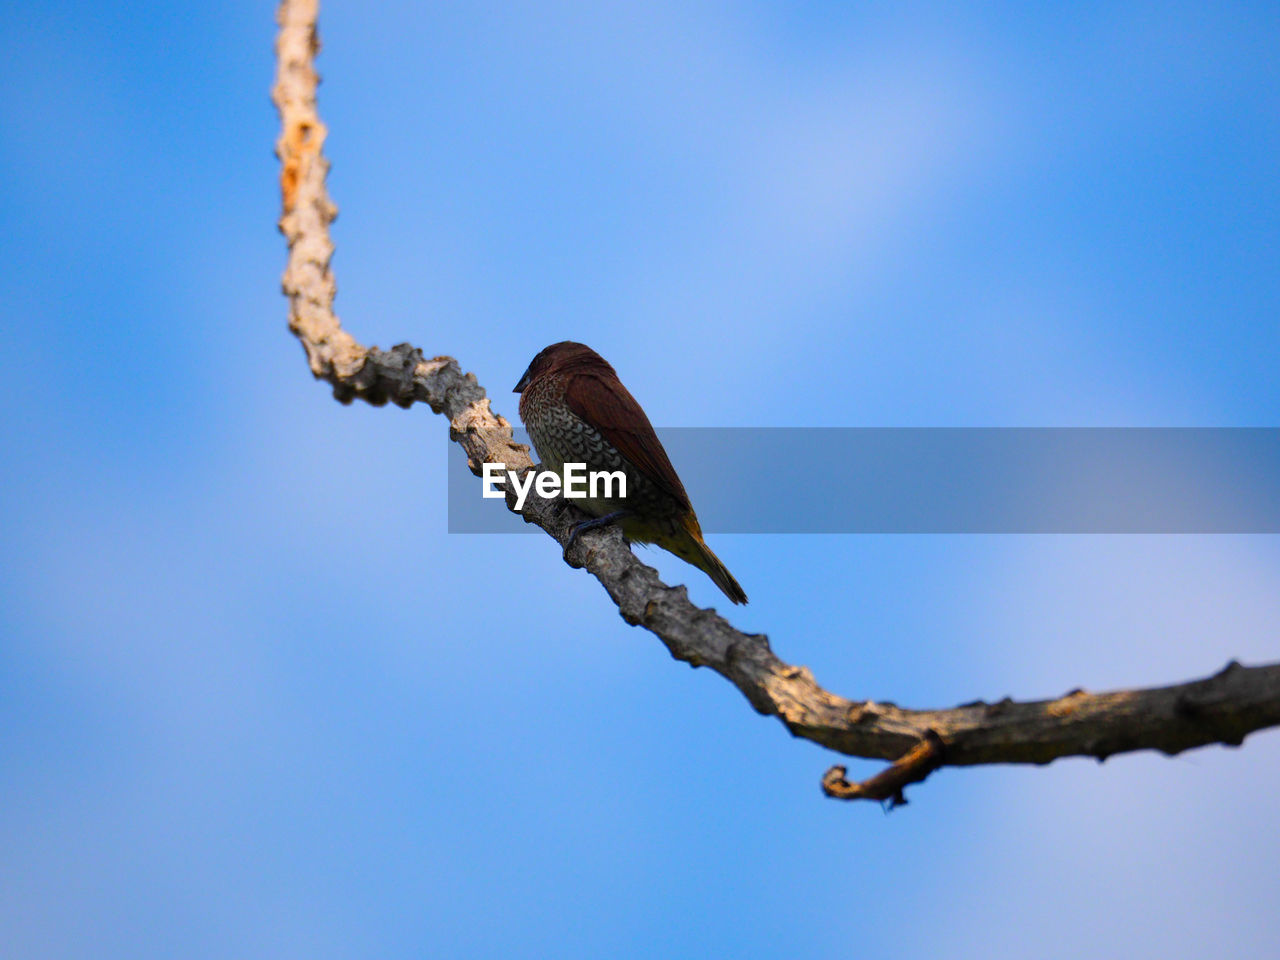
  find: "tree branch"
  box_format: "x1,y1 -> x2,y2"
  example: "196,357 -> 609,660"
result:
272,0 -> 1280,804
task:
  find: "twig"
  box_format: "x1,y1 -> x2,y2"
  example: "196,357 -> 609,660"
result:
822,732 -> 945,805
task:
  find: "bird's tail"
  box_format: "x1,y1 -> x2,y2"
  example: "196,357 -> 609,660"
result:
668,514 -> 749,605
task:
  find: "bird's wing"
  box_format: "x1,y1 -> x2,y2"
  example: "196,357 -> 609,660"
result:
563,372 -> 693,512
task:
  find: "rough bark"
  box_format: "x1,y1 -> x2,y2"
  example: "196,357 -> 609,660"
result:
272,0 -> 1280,804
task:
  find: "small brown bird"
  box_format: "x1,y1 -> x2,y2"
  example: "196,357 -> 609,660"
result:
514,341 -> 748,605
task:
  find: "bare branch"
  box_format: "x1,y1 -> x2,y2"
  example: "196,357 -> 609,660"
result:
272,0 -> 1280,803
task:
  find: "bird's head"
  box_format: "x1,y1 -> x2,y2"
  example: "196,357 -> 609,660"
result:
514,341 -> 615,392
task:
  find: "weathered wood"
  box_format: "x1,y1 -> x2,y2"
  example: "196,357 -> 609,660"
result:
272,0 -> 1280,804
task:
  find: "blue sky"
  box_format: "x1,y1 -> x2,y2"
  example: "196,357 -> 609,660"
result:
1,1 -> 1278,957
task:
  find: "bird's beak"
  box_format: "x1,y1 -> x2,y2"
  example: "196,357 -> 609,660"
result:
513,367 -> 531,393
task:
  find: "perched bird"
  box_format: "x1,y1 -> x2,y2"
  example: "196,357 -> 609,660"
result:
514,341 -> 748,605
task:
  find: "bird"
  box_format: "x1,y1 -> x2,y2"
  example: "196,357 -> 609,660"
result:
514,341 -> 748,605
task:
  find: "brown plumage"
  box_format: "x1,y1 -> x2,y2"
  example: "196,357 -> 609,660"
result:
514,341 -> 748,605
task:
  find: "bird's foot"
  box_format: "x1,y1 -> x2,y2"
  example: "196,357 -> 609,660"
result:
564,510 -> 629,558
